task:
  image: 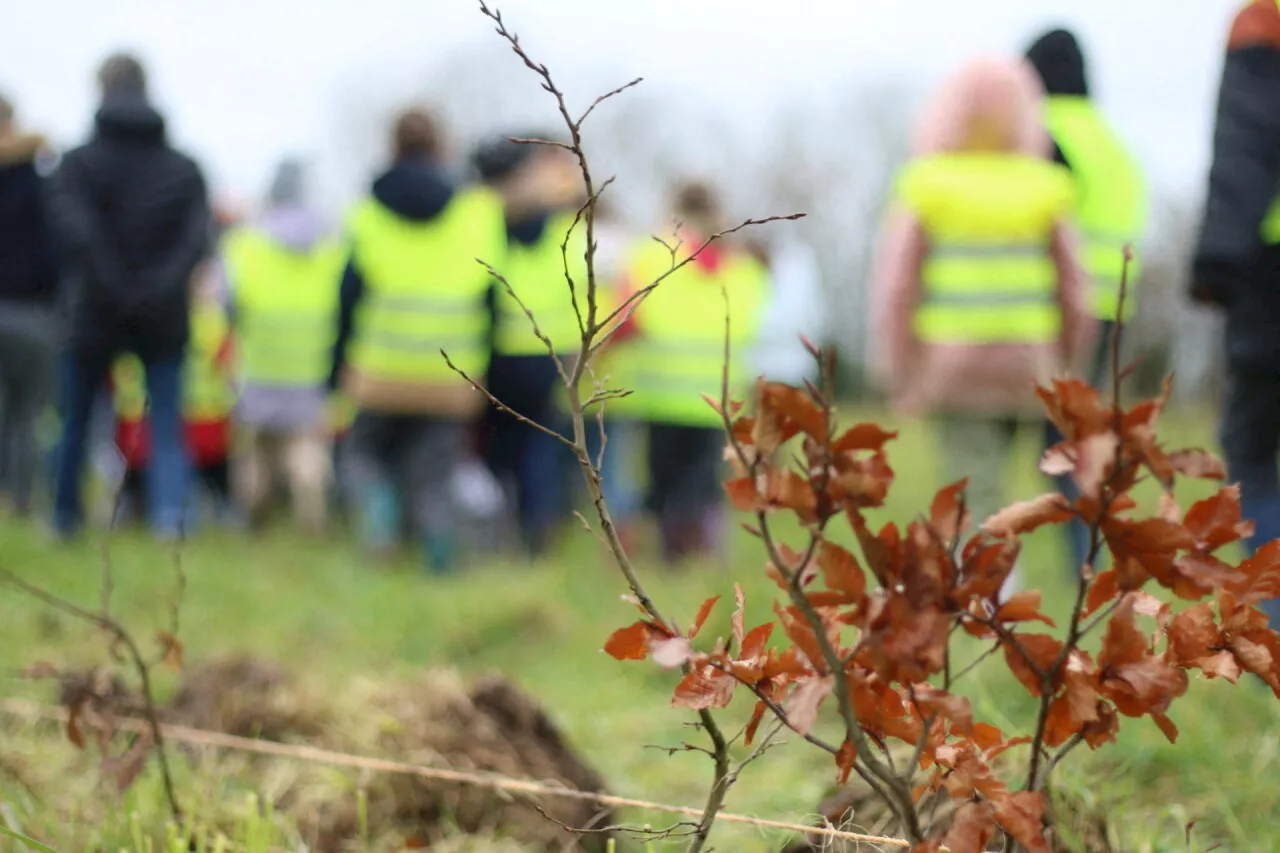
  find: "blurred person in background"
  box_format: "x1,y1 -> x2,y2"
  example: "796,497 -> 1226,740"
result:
472,131 -> 586,559
0,93 -> 59,518
870,56 -> 1095,593
749,233 -> 826,388
108,276 -> 236,529
48,52 -> 211,541
619,181 -> 770,564
329,107 -> 506,573
1025,27 -> 1149,575
581,198 -> 645,551
1190,0 -> 1280,624
219,157 -> 344,534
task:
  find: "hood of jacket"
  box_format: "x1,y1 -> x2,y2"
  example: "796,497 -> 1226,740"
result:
93,94 -> 167,145
1025,28 -> 1089,97
260,204 -> 328,252
911,55 -> 1051,157
371,161 -> 455,222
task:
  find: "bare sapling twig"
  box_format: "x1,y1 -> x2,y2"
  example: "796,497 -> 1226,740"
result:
442,5 -> 803,849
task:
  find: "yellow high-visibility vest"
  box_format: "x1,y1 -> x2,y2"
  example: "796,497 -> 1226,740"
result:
626,240 -> 769,428
897,152 -> 1076,346
346,186 -> 506,385
494,210 -> 588,356
1043,96 -> 1147,321
111,300 -> 237,422
222,226 -> 346,388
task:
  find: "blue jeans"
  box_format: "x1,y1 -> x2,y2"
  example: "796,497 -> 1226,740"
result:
53,352 -> 190,537
583,415 -> 641,522
484,354 -> 572,557
1221,365 -> 1280,627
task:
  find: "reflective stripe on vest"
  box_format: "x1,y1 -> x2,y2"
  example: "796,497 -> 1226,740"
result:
494,211 -> 587,356
223,227 -> 345,388
627,241 -> 769,427
1043,96 -> 1147,321
347,187 -> 506,384
897,152 -> 1074,346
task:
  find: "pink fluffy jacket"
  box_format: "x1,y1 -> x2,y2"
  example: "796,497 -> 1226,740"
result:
868,56 -> 1097,418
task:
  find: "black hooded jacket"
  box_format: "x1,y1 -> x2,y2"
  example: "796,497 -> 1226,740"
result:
328,161 -> 458,389
1025,28 -> 1089,174
48,94 -> 211,362
1191,0 -> 1280,369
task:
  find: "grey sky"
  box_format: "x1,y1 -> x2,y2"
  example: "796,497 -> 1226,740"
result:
2,0 -> 1241,206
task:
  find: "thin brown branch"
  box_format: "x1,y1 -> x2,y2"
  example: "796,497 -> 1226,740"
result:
577,78 -> 644,126
440,349 -> 575,451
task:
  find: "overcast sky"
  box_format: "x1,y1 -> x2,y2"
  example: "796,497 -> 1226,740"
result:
1,0 -> 1242,209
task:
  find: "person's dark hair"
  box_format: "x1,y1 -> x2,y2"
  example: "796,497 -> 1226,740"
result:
672,180 -> 721,225
392,107 -> 442,162
471,130 -> 557,183
98,52 -> 148,98
1024,28 -> 1089,97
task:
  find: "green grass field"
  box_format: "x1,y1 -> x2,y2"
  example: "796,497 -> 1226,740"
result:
1,406 -> 1277,852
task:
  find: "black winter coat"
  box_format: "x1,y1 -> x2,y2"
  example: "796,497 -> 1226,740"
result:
49,95 -> 211,362
0,135 -> 59,306
1192,0 -> 1280,370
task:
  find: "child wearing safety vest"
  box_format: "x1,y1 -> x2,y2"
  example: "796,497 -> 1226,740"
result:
110,295 -> 237,526
869,56 -> 1096,590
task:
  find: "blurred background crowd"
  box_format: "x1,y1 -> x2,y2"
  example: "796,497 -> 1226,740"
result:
0,2 -> 1278,618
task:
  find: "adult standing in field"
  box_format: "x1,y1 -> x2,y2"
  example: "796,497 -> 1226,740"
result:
869,56 -> 1095,593
1189,0 -> 1280,624
749,233 -> 827,388
1024,27 -> 1149,575
329,107 -> 506,574
472,132 -> 586,559
219,158 -> 344,534
0,94 -> 59,517
619,181 -> 770,564
48,53 -> 212,541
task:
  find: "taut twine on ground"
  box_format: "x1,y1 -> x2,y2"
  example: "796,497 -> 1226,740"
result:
0,698 -> 929,850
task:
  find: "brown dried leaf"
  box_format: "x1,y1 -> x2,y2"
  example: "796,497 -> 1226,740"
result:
929,478 -> 969,546
1184,486 -> 1253,552
604,621 -> 668,661
852,513 -> 902,589
1084,570 -> 1120,617
103,732 -> 153,793
982,493 -> 1073,537
913,684 -> 974,736
724,477 -> 760,511
1082,701 -> 1120,748
1036,378 -> 1111,440
944,801 -> 997,853
759,381 -> 827,443
1003,634 -> 1064,696
672,665 -> 737,710
1152,712 -> 1180,743
1226,540 -> 1280,606
784,675 -> 833,735
1168,448 -> 1227,481
1074,431 -> 1120,499
818,542 -> 866,599
995,591 -> 1057,627
994,791 -> 1050,853
835,737 -> 858,784
740,623 -> 774,660
831,422 -> 898,453
1039,443 -> 1075,476
689,595 -> 721,640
